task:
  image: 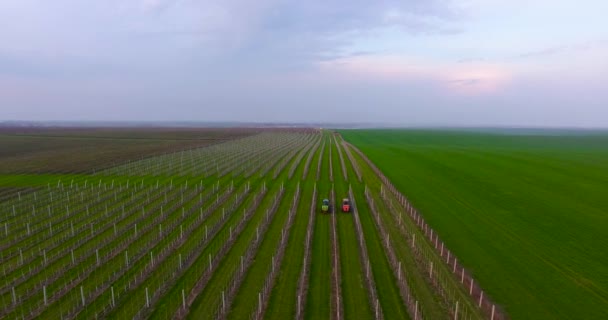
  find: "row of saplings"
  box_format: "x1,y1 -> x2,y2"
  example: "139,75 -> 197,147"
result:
321,198 -> 350,213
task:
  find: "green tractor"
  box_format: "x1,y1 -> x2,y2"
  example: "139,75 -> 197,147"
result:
321,199 -> 331,213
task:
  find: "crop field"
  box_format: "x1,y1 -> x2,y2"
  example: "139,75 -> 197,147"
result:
341,129 -> 608,320
1,127 -> 509,320
0,127 -> 258,174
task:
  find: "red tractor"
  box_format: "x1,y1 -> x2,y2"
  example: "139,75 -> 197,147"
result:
341,198 -> 351,213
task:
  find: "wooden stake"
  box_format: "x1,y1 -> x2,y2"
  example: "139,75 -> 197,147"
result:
222,290 -> 225,313
146,287 -> 150,307
461,267 -> 465,283
297,294 -> 301,317
375,299 -> 379,319
398,262 -> 401,281
182,289 -> 186,309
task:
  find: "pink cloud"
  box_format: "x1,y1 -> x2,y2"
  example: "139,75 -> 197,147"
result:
318,54 -> 512,95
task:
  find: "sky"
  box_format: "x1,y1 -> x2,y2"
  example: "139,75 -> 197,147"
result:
1,0 -> 607,127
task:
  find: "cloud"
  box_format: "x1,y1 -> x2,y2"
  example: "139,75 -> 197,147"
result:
514,40 -> 608,59
0,0 -> 464,77
448,78 -> 481,86
319,53 -> 512,96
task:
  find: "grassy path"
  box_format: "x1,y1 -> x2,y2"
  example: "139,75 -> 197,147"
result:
305,134 -> 332,320
265,141 -> 322,318
331,135 -> 373,320
361,162 -> 447,319
227,143 -> 312,319
338,135 -> 411,319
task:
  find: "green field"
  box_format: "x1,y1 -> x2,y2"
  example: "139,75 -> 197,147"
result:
10,126 -> 593,319
341,129 -> 608,319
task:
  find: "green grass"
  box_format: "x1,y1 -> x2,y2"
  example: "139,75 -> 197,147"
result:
105,184 -> 235,319
264,142 -> 321,318
342,148 -> 411,318
227,147 -> 312,319
348,144 -> 448,319
304,135 -> 332,320
331,137 -> 373,320
149,183 -> 266,319
345,140 -> 461,319
186,135 -> 311,319
185,186 -> 279,319
341,129 -> 608,320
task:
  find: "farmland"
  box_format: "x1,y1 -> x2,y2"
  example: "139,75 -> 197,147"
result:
341,129 -> 608,320
0,127 -> 257,174
1,127 -> 514,320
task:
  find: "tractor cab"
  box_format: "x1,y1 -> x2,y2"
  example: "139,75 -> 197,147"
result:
321,199 -> 330,213
341,198 -> 351,213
